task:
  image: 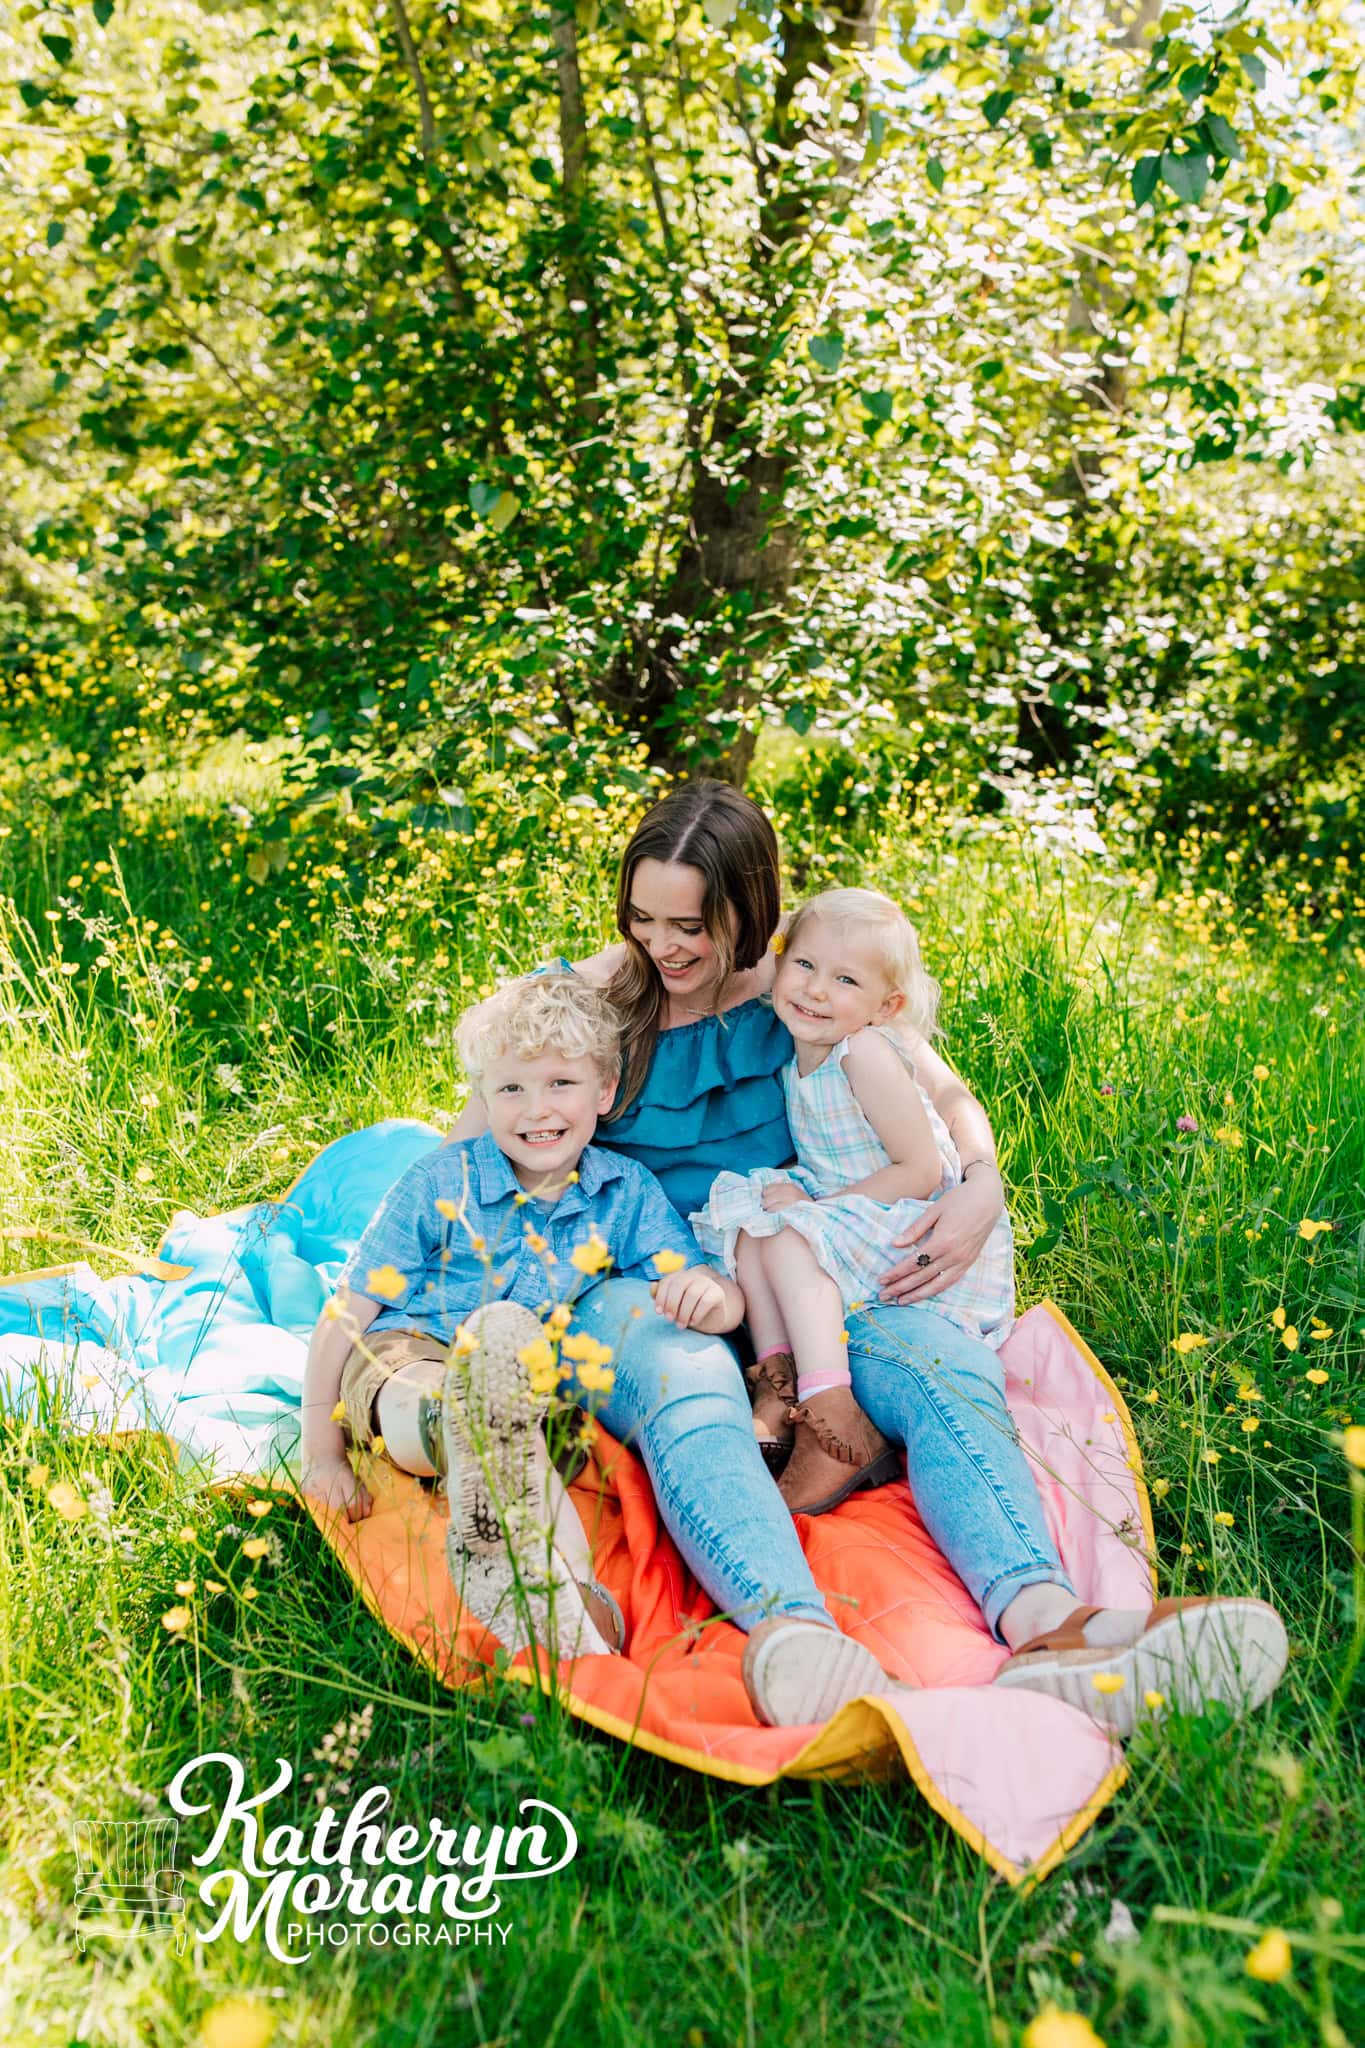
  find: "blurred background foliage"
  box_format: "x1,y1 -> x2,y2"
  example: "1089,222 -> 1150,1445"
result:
1,0 -> 1362,868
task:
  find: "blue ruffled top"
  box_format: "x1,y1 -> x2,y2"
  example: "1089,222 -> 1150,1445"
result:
538,958 -> 795,1213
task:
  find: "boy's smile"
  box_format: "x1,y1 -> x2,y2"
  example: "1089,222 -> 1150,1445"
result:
480,1049 -> 617,1193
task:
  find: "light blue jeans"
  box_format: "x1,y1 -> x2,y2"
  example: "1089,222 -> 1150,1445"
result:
560,1279 -> 1071,1639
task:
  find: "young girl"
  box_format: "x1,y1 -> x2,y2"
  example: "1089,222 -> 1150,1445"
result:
691,887 -> 1014,1517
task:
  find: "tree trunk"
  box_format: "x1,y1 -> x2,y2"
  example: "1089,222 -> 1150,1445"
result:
615,0 -> 878,781
551,2 -> 601,430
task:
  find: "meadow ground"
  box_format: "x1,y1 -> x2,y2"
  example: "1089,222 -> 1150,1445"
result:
0,732 -> 1361,2048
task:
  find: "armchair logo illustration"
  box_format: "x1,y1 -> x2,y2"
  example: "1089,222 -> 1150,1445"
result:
72,1817 -> 188,1953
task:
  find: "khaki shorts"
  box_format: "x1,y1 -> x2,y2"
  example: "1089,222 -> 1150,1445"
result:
338,1326 -> 448,1452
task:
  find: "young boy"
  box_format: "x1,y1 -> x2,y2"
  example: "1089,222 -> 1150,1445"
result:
300,971 -> 743,1656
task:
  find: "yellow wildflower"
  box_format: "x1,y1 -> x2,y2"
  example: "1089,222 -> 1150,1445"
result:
1281,1326 -> 1299,1352
1306,1369 -> 1329,1386
435,1197 -> 460,1221
242,1537 -> 270,1560
1214,1126 -> 1243,1148
177,1525 -> 196,1542
330,1400 -> 346,1423
1310,1321 -> 1334,1340
1023,2011 -> 1107,2048
577,1361 -> 616,1394
1270,1305 -> 1286,1329
1241,1417 -> 1259,1434
1173,1332 -> 1207,1354
247,1499 -> 272,1518
524,1229 -> 549,1253
47,1481 -> 88,1522
546,1303 -> 572,1333
26,1463 -> 50,1492
770,932 -> 785,955
1091,1672 -> 1125,1695
1149,1477 -> 1171,1500
1244,1929 -> 1292,1983
242,1584 -> 258,1602
1252,1064 -> 1270,1081
1343,1427 -> 1365,1470
366,1264 -> 406,1301
652,1248 -> 688,1275
1214,1511 -> 1234,1527
1297,1219 -> 1332,1241
518,1335 -> 557,1373
570,1231 -> 612,1276
205,1579 -> 226,1595
1143,1389 -> 1160,1404
561,1333 -> 614,1370
1203,1450 -> 1220,1465
161,1605 -> 192,1634
175,1579 -> 196,1596
199,1997 -> 275,2048
1143,1689 -> 1166,1710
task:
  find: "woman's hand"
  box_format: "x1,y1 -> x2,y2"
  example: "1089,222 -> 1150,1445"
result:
299,1453 -> 374,1523
877,1166 -> 1005,1305
760,1179 -> 811,1213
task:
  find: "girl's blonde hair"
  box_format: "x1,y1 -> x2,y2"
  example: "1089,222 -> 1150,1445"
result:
784,888 -> 941,1042
455,972 -> 620,1087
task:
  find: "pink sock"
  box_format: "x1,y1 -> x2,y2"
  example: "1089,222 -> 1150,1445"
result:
757,1344 -> 793,1363
797,1366 -> 852,1402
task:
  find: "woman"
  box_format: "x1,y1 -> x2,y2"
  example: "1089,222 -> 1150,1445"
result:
449,782 -> 1288,1733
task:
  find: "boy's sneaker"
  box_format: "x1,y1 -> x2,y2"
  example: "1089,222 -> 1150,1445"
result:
442,1302 -> 621,1662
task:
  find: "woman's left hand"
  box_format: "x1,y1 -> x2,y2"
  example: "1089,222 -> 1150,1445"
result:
878,1167 -> 1005,1305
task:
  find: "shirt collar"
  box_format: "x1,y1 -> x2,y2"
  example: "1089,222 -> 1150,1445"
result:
470,1132 -> 627,1210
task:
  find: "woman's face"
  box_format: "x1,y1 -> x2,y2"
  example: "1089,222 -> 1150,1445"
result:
625,859 -> 733,1003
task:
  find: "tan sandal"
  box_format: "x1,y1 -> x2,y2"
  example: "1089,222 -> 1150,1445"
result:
744,1350 -> 797,1475
993,1596 -> 1288,1738
777,1386 -> 901,1516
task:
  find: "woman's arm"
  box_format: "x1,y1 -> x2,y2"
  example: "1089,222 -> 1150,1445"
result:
878,1033 -> 1007,1305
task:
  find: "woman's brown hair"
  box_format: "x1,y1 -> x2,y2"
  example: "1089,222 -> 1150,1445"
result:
606,780 -> 781,1115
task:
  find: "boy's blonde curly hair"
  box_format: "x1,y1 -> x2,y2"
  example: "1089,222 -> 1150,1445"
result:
455,971 -> 620,1086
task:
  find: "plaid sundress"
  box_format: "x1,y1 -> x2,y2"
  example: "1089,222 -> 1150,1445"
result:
690,1026 -> 1015,1349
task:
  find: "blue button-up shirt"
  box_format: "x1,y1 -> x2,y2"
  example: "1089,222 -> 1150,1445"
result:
335,1130 -> 701,1343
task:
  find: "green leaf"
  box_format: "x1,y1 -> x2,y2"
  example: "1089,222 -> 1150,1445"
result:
1262,180 -> 1293,224
18,81 -> 46,109
40,32 -> 73,63
487,490 -> 520,533
1160,149 -> 1209,203
1131,154 -> 1161,207
1203,113 -> 1243,161
1239,49 -> 1267,89
926,156 -> 945,193
468,480 -> 502,516
860,389 -> 893,421
701,0 -> 739,23
784,702 -> 815,735
46,220 -> 65,248
529,157 -> 554,185
1176,63 -> 1209,104
1028,131 -> 1053,170
982,88 -> 1015,128
807,332 -> 843,373
92,0 -> 114,22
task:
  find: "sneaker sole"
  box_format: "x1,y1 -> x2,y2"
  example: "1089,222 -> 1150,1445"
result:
442,1305 -> 615,1661
992,1598 -> 1288,1738
742,1623 -> 888,1727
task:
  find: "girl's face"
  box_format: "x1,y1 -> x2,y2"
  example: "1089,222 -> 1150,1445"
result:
626,859 -> 733,1005
773,915 -> 904,1051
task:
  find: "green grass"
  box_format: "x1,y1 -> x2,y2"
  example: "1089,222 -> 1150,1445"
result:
0,736 -> 1362,2048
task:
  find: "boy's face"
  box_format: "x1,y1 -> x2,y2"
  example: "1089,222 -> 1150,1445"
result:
480,1049 -> 617,1192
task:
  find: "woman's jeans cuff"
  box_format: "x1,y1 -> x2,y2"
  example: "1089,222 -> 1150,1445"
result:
981,1562 -> 1076,1644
